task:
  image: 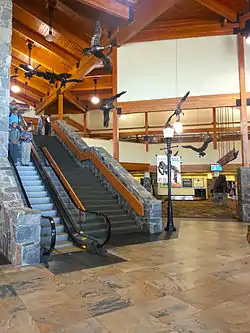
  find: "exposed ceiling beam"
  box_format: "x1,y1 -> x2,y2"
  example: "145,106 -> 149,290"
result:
70,75 -> 112,91
11,58 -> 50,91
10,91 -> 38,106
12,18 -> 80,65
131,20 -> 238,43
12,31 -> 69,73
64,93 -> 88,113
13,1 -> 89,48
117,0 -> 181,44
194,0 -> 237,22
118,93 -> 246,114
11,79 -> 44,100
76,0 -> 129,20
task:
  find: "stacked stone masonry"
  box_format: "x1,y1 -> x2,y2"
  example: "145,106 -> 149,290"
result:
237,167 -> 250,222
55,121 -> 162,233
0,0 -> 41,266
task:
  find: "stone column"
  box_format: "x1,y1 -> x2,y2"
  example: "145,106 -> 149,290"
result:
0,0 -> 12,157
237,167 -> 250,222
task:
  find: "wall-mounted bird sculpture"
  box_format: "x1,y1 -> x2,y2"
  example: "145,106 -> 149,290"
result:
182,135 -> 213,157
83,21 -> 113,73
100,91 -> 126,127
19,64 -> 42,79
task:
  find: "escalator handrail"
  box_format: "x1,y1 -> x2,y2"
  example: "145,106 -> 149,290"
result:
39,145 -> 111,247
41,215 -> 56,256
31,140 -> 111,248
8,153 -> 32,209
7,151 -> 56,256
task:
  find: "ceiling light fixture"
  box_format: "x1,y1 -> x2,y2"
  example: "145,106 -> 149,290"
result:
119,114 -> 126,120
91,78 -> 100,104
45,0 -> 56,42
11,85 -> 20,93
26,41 -> 34,70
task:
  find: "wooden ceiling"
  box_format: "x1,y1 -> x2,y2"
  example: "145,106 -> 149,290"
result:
11,0 -> 248,112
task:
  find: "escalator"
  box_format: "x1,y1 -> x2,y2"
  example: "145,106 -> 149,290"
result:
9,141 -> 111,259
34,135 -> 141,235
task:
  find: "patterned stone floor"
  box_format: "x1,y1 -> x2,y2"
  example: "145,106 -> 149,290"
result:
1,219 -> 250,333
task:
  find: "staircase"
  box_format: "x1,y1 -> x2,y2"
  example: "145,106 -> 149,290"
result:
34,135 -> 141,236
16,163 -> 74,252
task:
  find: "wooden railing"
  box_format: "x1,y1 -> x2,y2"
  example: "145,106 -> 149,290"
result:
42,147 -> 86,212
53,123 -> 144,216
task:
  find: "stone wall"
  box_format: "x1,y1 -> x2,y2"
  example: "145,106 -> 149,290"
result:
55,121 -> 162,233
237,167 -> 250,222
0,0 -> 12,158
0,3 -> 42,265
0,159 -> 41,265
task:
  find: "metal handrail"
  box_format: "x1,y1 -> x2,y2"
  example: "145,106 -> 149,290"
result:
8,150 -> 56,257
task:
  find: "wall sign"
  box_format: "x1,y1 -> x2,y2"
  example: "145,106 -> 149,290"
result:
182,178 -> 193,188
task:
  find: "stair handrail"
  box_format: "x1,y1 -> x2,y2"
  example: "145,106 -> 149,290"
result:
32,141 -> 111,249
53,123 -> 144,216
7,151 -> 56,256
40,146 -> 111,246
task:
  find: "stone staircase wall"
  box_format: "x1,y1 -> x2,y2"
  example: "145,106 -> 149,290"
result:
55,121 -> 162,234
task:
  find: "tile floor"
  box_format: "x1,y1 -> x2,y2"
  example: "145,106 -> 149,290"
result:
0,219 -> 250,333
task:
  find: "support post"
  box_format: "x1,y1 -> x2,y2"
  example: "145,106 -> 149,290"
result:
237,34 -> 249,167
58,93 -> 64,120
212,107 -> 217,149
83,111 -> 87,135
112,48 -> 119,161
165,138 -> 176,233
145,112 -> 149,152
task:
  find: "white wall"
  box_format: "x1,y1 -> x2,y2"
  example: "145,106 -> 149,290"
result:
83,137 -> 243,166
118,35 -> 241,102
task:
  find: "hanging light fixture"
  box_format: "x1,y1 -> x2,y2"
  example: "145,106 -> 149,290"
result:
26,41 -> 34,70
11,67 -> 20,93
91,78 -> 100,104
45,0 -> 56,42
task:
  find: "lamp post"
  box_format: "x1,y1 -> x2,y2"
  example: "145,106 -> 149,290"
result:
163,125 -> 176,232
162,91 -> 190,232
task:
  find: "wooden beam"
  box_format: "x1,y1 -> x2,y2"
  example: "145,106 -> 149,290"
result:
237,34 -> 249,167
118,0 -> 181,44
131,20 -> 238,43
76,0 -> 129,20
64,93 -> 87,113
11,31 -> 68,73
70,75 -> 112,91
58,93 -> 64,120
195,0 -> 237,22
145,112 -> 149,152
12,18 -> 80,65
112,48 -> 119,161
10,91 -> 38,106
118,93 -> 244,114
13,1 -> 89,48
83,111 -> 87,134
12,80 -> 43,100
212,107 -> 217,149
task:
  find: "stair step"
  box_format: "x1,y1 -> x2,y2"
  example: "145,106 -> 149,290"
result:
42,232 -> 68,243
41,216 -> 61,225
25,185 -> 45,192
79,220 -> 136,230
19,171 -> 37,177
41,224 -> 64,235
22,180 -> 43,186
29,197 -> 51,205
85,225 -> 140,237
17,166 -> 36,171
20,175 -> 40,181
26,191 -> 48,198
31,203 -> 54,211
54,241 -> 74,250
41,210 -> 57,217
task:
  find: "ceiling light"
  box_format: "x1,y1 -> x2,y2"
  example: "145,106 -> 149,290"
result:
45,29 -> 55,42
163,126 -> 174,138
173,120 -> 183,134
11,85 -> 20,93
27,64 -> 34,70
91,96 -> 100,104
119,114 -> 126,120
